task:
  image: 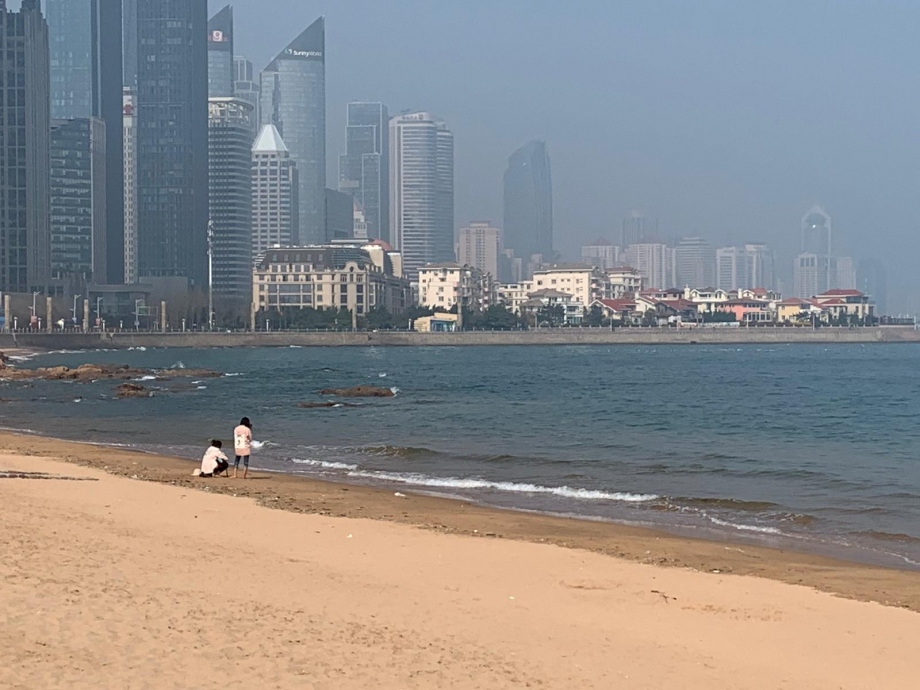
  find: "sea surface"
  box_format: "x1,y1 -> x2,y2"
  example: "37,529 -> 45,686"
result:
2,344 -> 920,568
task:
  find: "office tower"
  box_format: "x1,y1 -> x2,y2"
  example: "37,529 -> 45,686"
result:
795,205 -> 833,296
857,258 -> 887,315
503,140 -> 553,263
458,222 -> 500,277
801,205 -> 832,255
325,189 -> 354,240
261,17 -> 326,244
389,112 -> 454,279
50,118 -> 107,281
207,5 -> 233,98
251,124 -> 298,257
135,0 -> 209,291
581,239 -> 620,270
339,102 -> 389,242
832,256 -> 857,290
744,243 -> 776,290
122,87 -> 137,283
621,211 -> 658,248
625,243 -> 675,290
0,0 -> 51,294
122,0 -> 137,86
209,98 -> 254,305
233,56 -> 260,133
353,206 -> 369,241
717,244 -> 776,292
46,0 -> 124,284
674,237 -> 714,288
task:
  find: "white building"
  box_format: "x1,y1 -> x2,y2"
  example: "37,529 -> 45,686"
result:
123,87 -> 137,283
674,237 -> 714,288
581,239 -> 620,269
457,221 -> 500,279
418,263 -> 492,312
716,244 -> 775,292
252,124 -> 298,258
605,266 -> 642,298
832,256 -> 857,290
625,243 -> 675,290
496,281 -> 534,314
531,264 -> 605,307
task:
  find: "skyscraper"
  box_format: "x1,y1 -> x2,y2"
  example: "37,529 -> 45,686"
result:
233,56 -> 260,134
389,112 -> 454,279
122,87 -> 137,283
325,189 -> 354,240
503,141 -> 553,267
135,0 -> 209,291
251,124 -> 298,257
339,102 -> 388,242
795,205 -> 833,296
122,0 -> 137,86
46,0 -> 124,284
621,211 -> 658,248
716,244 -> 775,292
0,0 -> 51,294
458,222 -> 500,278
625,243 -> 675,290
207,4 -> 233,98
857,258 -> 887,315
260,17 -> 325,244
208,97 -> 254,307
674,237 -> 714,288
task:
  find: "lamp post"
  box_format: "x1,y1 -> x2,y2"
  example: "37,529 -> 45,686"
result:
71,294 -> 79,326
207,220 -> 214,331
95,297 -> 103,330
30,291 -> 39,330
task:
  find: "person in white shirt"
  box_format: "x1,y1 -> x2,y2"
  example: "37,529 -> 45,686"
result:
199,439 -> 229,477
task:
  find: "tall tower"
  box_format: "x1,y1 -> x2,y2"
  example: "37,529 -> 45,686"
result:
135,0 -> 209,292
503,140 -> 553,270
621,211 -> 658,248
339,102 -> 389,242
260,17 -> 326,245
389,112 -> 454,280
796,205 -> 832,296
207,4 -> 233,98
0,0 -> 51,294
674,237 -> 714,288
251,124 -> 298,257
46,0 -> 124,284
122,87 -> 137,283
233,56 -> 260,135
122,0 -> 137,86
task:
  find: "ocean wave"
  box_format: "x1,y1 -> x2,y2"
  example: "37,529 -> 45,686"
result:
136,375 -> 157,381
707,517 -> 782,535
854,530 -> 920,545
677,497 -> 780,512
290,457 -> 359,471
344,470 -> 658,503
361,445 -> 438,459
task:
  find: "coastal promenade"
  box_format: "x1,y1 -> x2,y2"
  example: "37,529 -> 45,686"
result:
0,325 -> 918,350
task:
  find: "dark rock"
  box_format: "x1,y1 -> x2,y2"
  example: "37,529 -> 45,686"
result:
115,383 -> 151,399
319,386 -> 395,398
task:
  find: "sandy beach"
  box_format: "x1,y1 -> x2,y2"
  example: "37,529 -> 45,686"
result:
1,435 -> 918,688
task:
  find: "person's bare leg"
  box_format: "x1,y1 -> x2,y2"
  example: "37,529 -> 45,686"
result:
243,458 -> 249,479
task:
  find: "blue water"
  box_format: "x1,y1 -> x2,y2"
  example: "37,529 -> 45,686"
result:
2,344 -> 919,567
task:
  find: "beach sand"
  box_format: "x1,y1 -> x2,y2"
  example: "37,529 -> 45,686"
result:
1,439 -> 919,688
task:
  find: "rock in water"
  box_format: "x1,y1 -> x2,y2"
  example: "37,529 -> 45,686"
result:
115,383 -> 151,399
318,386 -> 395,398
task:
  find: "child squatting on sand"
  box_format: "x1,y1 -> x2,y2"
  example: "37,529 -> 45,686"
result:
196,439 -> 230,478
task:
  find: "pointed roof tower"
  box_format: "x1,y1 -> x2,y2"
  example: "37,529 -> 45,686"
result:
265,16 -> 324,71
208,4 -> 233,51
253,124 -> 288,153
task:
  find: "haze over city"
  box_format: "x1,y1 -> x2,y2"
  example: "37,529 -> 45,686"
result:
219,0 -> 920,312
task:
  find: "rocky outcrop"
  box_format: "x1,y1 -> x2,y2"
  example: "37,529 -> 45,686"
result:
0,363 -> 221,383
115,383 -> 151,399
319,386 -> 395,398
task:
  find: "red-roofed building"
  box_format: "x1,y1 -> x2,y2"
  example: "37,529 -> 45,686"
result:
812,289 -> 874,321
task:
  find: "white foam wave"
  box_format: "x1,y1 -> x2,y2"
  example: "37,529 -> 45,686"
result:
708,517 -> 782,535
344,470 -> 657,503
136,375 -> 157,381
128,346 -> 147,351
291,457 -> 359,471
250,440 -> 266,450
378,372 -> 387,378
195,385 -> 207,390
170,361 -> 185,369
224,372 -> 243,377
389,386 -> 400,395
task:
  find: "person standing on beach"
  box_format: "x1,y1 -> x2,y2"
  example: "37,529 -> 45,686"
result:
233,417 -> 253,479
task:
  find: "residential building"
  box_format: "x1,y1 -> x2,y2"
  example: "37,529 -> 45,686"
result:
233,57 -> 260,135
418,263 -> 493,312
50,118 -> 107,282
606,266 -> 642,298
389,112 -> 454,280
832,256 -> 857,290
208,97 -> 255,306
135,0 -> 209,292
122,87 -> 137,283
674,237 -> 714,288
581,239 -> 620,270
811,289 -> 874,321
857,259 -> 887,315
531,265 -> 605,307
458,222 -> 500,278
338,102 -> 389,242
325,188 -> 354,241
625,243 -> 675,290
252,244 -> 411,316
621,211 -> 658,248
0,0 -> 51,294
775,298 -> 824,324
251,124 -> 298,257
496,282 -> 534,314
525,289 -> 584,326
207,5 -> 233,98
717,299 -> 774,324
260,17 -> 326,244
46,0 -> 124,284
503,140 -> 553,267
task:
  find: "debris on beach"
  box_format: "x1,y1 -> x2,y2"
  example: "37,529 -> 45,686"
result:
318,385 -> 396,398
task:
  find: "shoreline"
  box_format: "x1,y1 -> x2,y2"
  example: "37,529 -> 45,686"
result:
2,429 -> 918,612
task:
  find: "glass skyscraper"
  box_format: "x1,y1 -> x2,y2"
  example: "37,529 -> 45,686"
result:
233,57 -> 260,136
260,17 -> 326,245
503,141 -> 553,265
207,4 -> 233,98
135,0 -> 209,289
339,102 -> 388,243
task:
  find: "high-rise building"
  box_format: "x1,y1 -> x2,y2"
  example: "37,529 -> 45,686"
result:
744,243 -> 776,290
122,0 -> 137,86
260,17 -> 326,244
207,5 -> 233,98
251,124 -> 298,257
50,118 -> 107,281
233,56 -> 260,134
135,0 -> 209,292
122,87 -> 137,283
621,211 -> 658,248
389,112 -> 454,280
581,239 -> 620,270
458,222 -> 500,278
0,0 -> 51,294
46,0 -> 124,284
795,205 -> 833,296
801,205 -> 832,255
674,237 -> 715,288
325,188 -> 354,241
717,244 -> 776,292
208,97 -> 254,306
857,259 -> 887,315
832,256 -> 857,290
339,102 -> 389,242
625,243 -> 675,290
503,140 -> 553,264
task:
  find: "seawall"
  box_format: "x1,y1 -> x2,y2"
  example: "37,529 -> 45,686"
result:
1,327 -> 918,350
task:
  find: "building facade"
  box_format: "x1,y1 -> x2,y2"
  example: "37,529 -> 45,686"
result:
0,0 -> 51,294
674,237 -> 714,288
135,0 -> 209,291
208,97 -> 254,305
621,212 -> 658,248
418,263 -> 493,312
233,57 -> 260,135
389,112 -> 455,280
251,124 -> 298,257
260,17 -> 326,244
458,222 -> 500,279
325,188 -> 354,241
581,239 -> 620,270
207,4 -> 233,98
122,87 -> 137,283
338,102 -> 389,242
716,244 -> 775,292
531,265 -> 605,307
625,243 -> 675,290
503,140 -> 553,266
857,258 -> 887,315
